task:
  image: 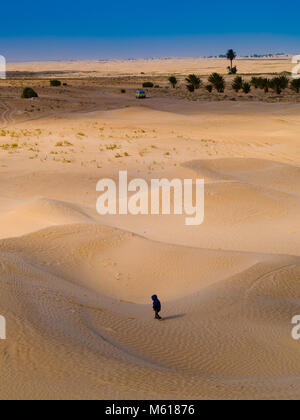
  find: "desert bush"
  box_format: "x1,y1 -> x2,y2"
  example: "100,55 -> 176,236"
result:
143,82 -> 154,88
21,87 -> 38,99
50,80 -> 62,87
206,85 -> 213,93
168,76 -> 178,88
121,89 -> 126,93
228,66 -> 237,75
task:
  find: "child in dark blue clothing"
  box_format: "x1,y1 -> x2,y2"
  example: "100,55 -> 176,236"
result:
152,295 -> 162,320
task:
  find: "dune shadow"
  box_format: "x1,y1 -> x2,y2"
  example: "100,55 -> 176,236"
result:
162,314 -> 186,321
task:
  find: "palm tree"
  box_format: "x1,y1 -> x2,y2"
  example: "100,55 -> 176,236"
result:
232,76 -> 243,92
261,78 -> 271,93
279,75 -> 289,89
186,84 -> 195,93
290,79 -> 300,93
227,49 -> 237,74
208,73 -> 226,93
270,76 -> 289,95
269,78 -> 281,94
168,76 -> 178,88
242,82 -> 251,94
254,77 -> 270,93
185,74 -> 201,90
250,77 -> 260,89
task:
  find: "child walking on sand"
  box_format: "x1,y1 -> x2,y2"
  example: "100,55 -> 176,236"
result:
152,295 -> 162,320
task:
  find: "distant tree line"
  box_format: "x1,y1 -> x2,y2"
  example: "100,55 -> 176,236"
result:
166,73 -> 300,96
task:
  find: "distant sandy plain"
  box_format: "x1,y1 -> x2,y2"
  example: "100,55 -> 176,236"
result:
0,57 -> 300,399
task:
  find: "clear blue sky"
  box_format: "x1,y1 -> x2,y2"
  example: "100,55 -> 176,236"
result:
1,0 -> 299,60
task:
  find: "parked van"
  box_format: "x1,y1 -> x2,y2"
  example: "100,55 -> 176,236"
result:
136,90 -> 146,99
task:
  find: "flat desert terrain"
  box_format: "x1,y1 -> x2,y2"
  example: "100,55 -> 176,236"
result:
0,57 -> 300,400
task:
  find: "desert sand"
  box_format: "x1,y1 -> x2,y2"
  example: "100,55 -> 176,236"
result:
7,56 -> 292,77
0,58 -> 300,400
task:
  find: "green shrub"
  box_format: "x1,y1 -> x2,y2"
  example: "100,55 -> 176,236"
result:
50,79 -> 62,87
121,89 -> 126,93
143,82 -> 154,88
21,87 -> 38,99
206,85 -> 213,93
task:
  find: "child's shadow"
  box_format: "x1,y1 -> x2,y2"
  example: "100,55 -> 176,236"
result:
162,314 -> 186,321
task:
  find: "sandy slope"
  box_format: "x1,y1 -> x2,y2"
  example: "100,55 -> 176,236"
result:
1,224 -> 300,399
0,78 -> 300,399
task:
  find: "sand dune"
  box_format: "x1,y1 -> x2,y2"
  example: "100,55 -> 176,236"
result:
0,67 -> 300,399
186,158 -> 300,196
0,197 -> 92,239
100,158 -> 300,256
0,223 -> 262,302
0,223 -> 300,399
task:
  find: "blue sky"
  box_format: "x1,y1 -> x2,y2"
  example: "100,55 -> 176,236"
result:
1,0 -> 299,60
